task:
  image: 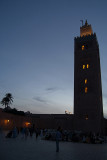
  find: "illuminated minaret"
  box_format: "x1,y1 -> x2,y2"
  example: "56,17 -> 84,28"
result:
74,20 -> 103,133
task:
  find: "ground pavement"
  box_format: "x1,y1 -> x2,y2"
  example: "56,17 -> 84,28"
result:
0,133 -> 107,160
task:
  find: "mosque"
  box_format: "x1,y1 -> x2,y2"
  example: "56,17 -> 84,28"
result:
0,21 -> 107,135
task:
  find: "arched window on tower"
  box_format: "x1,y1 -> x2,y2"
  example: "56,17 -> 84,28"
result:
87,64 -> 89,68
85,87 -> 88,93
85,79 -> 87,84
82,45 -> 85,50
83,65 -> 85,69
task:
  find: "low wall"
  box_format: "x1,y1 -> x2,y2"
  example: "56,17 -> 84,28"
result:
0,109 -> 74,130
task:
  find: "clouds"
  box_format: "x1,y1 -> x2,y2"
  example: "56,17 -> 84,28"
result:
46,87 -> 58,91
32,86 -> 65,113
33,96 -> 47,104
45,87 -> 61,93
33,86 -> 62,104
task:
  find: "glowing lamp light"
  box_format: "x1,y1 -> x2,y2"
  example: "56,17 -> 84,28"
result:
25,122 -> 31,127
4,119 -> 10,124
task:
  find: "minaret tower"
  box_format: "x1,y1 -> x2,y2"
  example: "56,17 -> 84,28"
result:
74,20 -> 103,133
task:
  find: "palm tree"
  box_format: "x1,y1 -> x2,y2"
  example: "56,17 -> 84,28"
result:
5,93 -> 13,105
1,93 -> 13,108
1,97 -> 9,108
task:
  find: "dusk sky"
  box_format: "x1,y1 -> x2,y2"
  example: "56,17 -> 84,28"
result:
0,0 -> 107,117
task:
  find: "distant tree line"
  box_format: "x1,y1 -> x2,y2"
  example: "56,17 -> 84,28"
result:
4,107 -> 25,116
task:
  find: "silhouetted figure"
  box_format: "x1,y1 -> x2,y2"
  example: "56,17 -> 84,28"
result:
56,127 -> 62,152
29,127 -> 33,137
25,128 -> 29,139
35,128 -> 39,139
40,129 -> 43,139
21,127 -> 25,139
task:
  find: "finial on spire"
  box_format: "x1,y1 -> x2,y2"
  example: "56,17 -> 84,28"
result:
85,19 -> 88,26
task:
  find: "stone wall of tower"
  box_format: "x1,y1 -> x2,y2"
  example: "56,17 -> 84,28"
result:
74,33 -> 103,133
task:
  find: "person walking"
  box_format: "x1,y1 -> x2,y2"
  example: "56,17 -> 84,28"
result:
56,127 -> 62,152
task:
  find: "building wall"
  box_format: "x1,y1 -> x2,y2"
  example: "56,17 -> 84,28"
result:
0,108 -> 74,131
31,114 -> 74,130
0,108 -> 106,135
0,108 -> 32,130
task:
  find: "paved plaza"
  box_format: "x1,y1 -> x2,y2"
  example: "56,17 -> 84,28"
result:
0,133 -> 107,160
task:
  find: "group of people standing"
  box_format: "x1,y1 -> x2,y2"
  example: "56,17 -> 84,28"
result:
21,127 -> 42,139
5,126 -> 42,139
5,126 -> 62,152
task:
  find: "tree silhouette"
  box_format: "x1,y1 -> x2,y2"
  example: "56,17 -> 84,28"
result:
1,93 -> 13,108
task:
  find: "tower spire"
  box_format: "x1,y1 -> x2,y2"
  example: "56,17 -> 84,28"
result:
85,19 -> 88,26
80,20 -> 93,37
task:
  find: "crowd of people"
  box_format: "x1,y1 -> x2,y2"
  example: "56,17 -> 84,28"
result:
0,126 -> 106,153
41,129 -> 106,144
5,126 -> 43,139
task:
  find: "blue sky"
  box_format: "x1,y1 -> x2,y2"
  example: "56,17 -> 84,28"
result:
0,0 -> 107,117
